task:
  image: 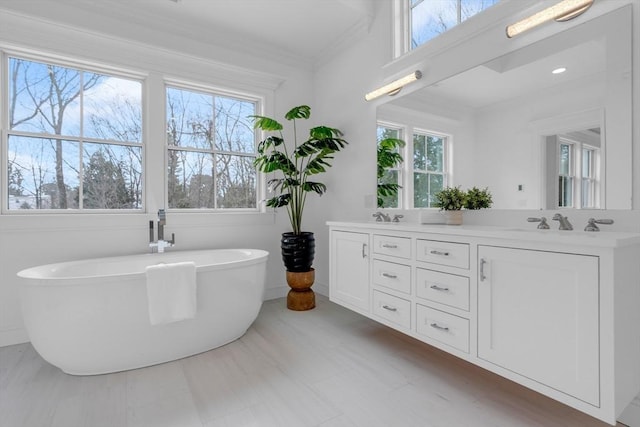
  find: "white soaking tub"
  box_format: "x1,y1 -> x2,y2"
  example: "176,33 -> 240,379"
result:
17,249 -> 268,375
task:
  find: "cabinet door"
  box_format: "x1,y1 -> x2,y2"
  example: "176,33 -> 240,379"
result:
478,246 -> 599,406
330,231 -> 370,313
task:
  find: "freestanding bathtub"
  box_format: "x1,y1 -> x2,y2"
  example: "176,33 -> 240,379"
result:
17,249 -> 268,375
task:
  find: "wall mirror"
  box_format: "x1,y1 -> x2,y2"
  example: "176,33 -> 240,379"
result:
377,5 -> 632,210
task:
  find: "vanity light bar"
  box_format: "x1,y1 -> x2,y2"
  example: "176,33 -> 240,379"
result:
506,0 -> 594,38
364,70 -> 422,101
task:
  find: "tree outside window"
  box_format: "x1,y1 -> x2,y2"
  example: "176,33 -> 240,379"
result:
7,57 -> 142,210
166,86 -> 258,210
410,0 -> 499,49
413,131 -> 446,208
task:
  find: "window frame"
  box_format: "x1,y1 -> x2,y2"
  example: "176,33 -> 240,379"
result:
1,49 -> 147,214
375,119 -> 451,210
557,136 -> 600,210
164,79 -> 263,212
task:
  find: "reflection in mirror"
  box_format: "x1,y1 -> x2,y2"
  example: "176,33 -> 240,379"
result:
543,127 -> 602,210
377,5 -> 631,210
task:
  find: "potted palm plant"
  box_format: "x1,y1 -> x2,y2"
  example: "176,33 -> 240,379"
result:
251,105 -> 348,310
377,137 -> 405,208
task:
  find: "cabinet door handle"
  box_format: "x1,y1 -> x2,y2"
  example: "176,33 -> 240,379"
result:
430,322 -> 449,332
382,272 -> 398,279
382,305 -> 397,312
382,243 -> 398,249
362,243 -> 367,258
480,258 -> 487,281
429,284 -> 450,292
430,250 -> 450,256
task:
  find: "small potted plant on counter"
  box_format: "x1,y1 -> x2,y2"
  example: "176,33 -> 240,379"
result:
464,186 -> 493,210
433,186 -> 467,225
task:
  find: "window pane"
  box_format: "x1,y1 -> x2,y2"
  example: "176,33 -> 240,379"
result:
168,150 -> 215,209
414,172 -> 443,208
377,126 -> 400,141
461,0 -> 500,22
215,97 -> 256,153
582,179 -> 594,208
215,154 -> 256,208
559,144 -> 571,175
426,135 -> 444,172
582,149 -> 593,178
166,87 -> 213,150
411,0 -> 457,48
558,176 -> 573,208
84,74 -> 142,143
8,135 -> 79,210
9,58 -> 82,137
413,133 -> 427,170
411,0 -> 499,49
82,143 -> 142,209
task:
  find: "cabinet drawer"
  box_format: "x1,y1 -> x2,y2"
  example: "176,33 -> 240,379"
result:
416,305 -> 469,353
373,235 -> 411,259
416,239 -> 469,269
372,290 -> 411,329
416,268 -> 469,311
373,259 -> 411,294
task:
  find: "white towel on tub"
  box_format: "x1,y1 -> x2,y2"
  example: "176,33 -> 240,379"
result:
145,261 -> 197,325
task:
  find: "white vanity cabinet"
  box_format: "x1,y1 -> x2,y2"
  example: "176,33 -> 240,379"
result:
329,230 -> 370,315
328,222 -> 640,425
478,246 -> 600,406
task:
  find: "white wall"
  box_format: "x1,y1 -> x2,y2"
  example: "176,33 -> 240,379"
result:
0,9 -> 313,346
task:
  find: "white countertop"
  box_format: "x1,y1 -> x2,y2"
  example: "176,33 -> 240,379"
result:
327,221 -> 640,248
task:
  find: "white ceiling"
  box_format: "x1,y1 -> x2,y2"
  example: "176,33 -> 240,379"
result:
0,0 -> 375,66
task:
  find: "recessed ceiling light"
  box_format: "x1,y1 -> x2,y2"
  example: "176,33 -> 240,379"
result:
552,67 -> 567,74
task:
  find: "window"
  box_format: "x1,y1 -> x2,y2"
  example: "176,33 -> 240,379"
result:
413,130 -> 446,208
376,123 -> 404,208
6,56 -> 143,211
166,86 -> 258,210
376,119 -> 450,209
558,138 -> 599,209
408,0 -> 499,50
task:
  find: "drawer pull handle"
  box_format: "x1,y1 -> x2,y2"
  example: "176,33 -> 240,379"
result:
382,305 -> 397,312
382,243 -> 398,249
382,272 -> 398,279
430,322 -> 449,332
430,284 -> 450,292
480,258 -> 487,281
362,243 -> 368,259
430,250 -> 450,256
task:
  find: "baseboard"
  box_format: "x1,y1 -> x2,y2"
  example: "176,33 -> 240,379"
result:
0,328 -> 29,347
619,397 -> 640,427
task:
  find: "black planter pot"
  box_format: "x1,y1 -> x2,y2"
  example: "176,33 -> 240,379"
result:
281,232 -> 315,272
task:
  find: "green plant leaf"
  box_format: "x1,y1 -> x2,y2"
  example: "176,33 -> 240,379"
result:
304,155 -> 333,175
250,115 -> 283,131
254,151 -> 297,175
302,181 -> 327,195
309,126 -> 343,139
266,193 -> 291,208
257,136 -> 284,154
285,105 -> 311,120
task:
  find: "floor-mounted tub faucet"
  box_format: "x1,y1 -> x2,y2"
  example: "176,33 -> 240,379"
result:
149,209 -> 175,253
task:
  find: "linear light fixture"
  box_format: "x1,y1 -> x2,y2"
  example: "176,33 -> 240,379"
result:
506,0 -> 594,38
364,70 -> 422,101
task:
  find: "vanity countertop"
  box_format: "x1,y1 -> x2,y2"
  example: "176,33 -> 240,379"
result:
327,221 -> 640,248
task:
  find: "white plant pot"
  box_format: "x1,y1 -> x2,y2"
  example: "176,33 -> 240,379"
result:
443,210 -> 463,225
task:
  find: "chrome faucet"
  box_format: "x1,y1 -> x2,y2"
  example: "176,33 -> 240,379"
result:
584,218 -> 614,232
527,217 -> 549,229
372,212 -> 391,222
149,209 -> 175,253
552,213 -> 573,231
